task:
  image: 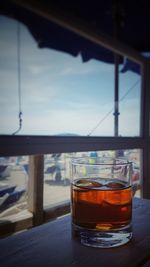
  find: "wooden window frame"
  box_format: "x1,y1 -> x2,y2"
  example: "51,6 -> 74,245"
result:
0,0 -> 150,236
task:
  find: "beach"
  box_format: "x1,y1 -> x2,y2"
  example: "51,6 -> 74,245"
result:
0,165 -> 70,218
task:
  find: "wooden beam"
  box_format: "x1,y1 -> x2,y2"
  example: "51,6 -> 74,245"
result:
28,155 -> 44,225
0,211 -> 33,238
141,62 -> 150,138
13,0 -> 146,65
0,136 -> 149,156
44,201 -> 70,222
141,62 -> 150,198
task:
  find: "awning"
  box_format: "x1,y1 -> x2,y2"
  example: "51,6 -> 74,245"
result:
1,0 -> 150,67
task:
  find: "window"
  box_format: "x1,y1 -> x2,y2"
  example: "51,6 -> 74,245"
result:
0,156 -> 28,217
119,69 -> 141,136
43,149 -> 142,209
0,16 -> 141,137
0,7 -> 150,237
0,149 -> 142,223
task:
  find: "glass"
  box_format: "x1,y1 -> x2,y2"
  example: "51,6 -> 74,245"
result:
0,156 -> 28,217
43,149 -> 141,208
71,158 -> 133,248
0,16 -> 142,137
0,16 -> 114,136
119,62 -> 141,137
44,153 -> 70,208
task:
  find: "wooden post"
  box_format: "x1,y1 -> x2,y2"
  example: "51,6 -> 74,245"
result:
141,62 -> 150,199
28,154 -> 44,225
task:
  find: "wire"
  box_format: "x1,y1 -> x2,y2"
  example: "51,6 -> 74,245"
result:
87,109 -> 114,136
12,22 -> 23,135
119,79 -> 140,102
87,79 -> 140,136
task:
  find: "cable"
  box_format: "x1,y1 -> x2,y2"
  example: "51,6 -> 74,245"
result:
12,22 -> 23,135
87,109 -> 114,136
119,79 -> 140,102
87,79 -> 140,136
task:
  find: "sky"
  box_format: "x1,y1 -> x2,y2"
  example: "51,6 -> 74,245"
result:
0,16 -> 141,137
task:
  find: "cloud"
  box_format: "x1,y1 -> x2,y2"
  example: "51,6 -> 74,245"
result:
0,98 -> 140,136
0,16 -> 140,137
28,65 -> 47,75
60,59 -> 113,76
19,102 -> 114,135
0,115 -> 20,135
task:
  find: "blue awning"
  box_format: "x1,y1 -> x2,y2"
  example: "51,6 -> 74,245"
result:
1,0 -> 150,69
121,53 -> 150,74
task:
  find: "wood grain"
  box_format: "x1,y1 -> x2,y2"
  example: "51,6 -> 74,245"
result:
0,198 -> 150,267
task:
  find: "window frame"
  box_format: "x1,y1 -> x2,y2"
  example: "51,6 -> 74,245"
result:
0,1 -> 150,236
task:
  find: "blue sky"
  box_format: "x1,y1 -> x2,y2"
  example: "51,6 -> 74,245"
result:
0,16 -> 141,136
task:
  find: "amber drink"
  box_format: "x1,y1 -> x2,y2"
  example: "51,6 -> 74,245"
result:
71,159 -> 133,248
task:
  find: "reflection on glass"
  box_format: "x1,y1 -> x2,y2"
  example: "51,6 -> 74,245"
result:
0,150 -> 141,217
0,16 -> 141,137
0,156 -> 28,218
119,61 -> 141,136
43,149 -> 141,208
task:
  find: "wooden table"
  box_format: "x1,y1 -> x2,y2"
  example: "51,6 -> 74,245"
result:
0,198 -> 150,267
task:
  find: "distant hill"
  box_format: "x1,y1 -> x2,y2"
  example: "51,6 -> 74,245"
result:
56,133 -> 80,136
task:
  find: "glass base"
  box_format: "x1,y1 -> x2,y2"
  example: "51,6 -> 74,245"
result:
72,224 -> 132,248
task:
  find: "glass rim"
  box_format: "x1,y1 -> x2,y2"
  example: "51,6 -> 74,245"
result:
71,157 -> 132,167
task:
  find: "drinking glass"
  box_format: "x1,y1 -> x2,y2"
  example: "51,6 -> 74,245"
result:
71,157 -> 133,248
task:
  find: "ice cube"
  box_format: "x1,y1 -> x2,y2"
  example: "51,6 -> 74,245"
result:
76,179 -> 102,188
106,181 -> 124,190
